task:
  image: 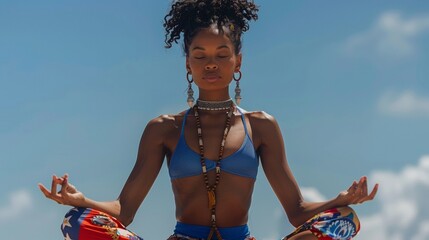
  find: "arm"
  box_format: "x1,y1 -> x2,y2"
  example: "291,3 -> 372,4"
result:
252,112 -> 378,227
39,115 -> 169,226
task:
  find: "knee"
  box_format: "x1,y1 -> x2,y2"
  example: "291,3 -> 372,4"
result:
284,207 -> 361,240
61,207 -> 87,238
336,206 -> 360,230
60,208 -> 143,240
321,206 -> 361,238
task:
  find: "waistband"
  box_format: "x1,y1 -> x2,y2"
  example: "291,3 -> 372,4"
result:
174,222 -> 250,240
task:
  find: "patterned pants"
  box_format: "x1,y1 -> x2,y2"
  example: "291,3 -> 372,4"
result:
61,208 -> 142,240
284,206 -> 360,240
60,207 -> 359,240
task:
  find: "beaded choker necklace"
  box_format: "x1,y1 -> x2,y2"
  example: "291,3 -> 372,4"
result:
196,99 -> 234,111
193,105 -> 234,240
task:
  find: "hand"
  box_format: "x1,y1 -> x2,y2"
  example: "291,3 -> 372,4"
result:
38,174 -> 85,207
336,176 -> 378,206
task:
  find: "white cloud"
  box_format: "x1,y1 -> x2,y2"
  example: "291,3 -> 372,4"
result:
377,90 -> 429,117
301,187 -> 327,202
413,221 -> 429,240
343,11 -> 429,58
0,189 -> 32,222
356,155 -> 429,240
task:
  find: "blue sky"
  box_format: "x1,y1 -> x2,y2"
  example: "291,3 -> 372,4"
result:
1,1 -> 429,239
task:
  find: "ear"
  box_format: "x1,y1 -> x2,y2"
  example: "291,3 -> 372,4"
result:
235,53 -> 242,72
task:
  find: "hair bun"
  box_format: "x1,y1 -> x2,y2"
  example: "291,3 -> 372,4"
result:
164,0 -> 259,54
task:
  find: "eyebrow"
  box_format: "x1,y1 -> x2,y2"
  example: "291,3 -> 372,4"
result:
191,45 -> 230,51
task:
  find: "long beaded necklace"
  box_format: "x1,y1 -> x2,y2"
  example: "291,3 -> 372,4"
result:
193,104 -> 235,240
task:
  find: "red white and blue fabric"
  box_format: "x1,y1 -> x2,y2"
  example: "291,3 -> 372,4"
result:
284,207 -> 360,240
61,207 -> 143,240
61,207 -> 359,240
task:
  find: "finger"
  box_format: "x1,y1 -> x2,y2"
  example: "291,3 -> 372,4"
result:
356,183 -> 379,203
39,183 -> 64,204
351,179 -> 365,202
59,173 -> 68,182
52,175 -> 69,200
347,180 -> 355,191
54,174 -> 65,183
64,175 -> 76,192
61,176 -> 73,195
50,175 -> 59,197
353,177 -> 366,197
362,177 -> 368,196
356,176 -> 365,192
38,183 -> 52,197
348,181 -> 358,195
367,183 -> 379,200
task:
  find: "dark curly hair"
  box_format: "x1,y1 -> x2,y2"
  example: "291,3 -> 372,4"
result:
163,0 -> 259,55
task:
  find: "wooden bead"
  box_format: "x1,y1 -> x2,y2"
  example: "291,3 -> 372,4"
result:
192,105 -> 235,238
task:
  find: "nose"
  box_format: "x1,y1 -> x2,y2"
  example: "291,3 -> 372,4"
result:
205,63 -> 218,70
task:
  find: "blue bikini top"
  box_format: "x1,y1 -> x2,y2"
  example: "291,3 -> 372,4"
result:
169,107 -> 259,180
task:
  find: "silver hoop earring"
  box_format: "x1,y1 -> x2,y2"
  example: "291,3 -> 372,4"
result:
233,71 -> 242,105
186,72 -> 194,107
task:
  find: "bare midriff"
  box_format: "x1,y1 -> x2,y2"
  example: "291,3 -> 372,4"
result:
172,171 -> 255,227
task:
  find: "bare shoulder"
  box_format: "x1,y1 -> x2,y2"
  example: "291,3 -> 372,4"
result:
240,109 -> 281,147
146,114 -> 173,130
143,110 -> 187,139
242,110 -> 278,128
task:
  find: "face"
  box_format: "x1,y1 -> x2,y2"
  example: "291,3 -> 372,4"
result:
186,25 -> 242,92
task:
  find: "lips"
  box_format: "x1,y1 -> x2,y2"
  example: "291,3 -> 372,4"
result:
203,73 -> 221,82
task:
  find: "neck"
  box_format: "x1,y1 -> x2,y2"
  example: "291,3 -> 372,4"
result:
198,88 -> 231,101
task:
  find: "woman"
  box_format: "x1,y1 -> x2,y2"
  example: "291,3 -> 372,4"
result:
39,1 -> 378,239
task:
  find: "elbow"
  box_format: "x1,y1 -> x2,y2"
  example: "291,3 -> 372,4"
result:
287,202 -> 306,228
288,213 -> 309,228
118,214 -> 134,227
288,216 -> 302,228
117,200 -> 135,227
120,216 -> 133,227
286,210 -> 302,227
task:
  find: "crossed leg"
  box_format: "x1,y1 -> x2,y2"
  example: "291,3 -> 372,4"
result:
282,206 -> 360,240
